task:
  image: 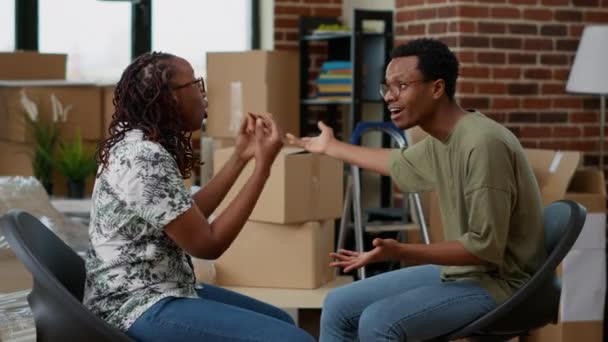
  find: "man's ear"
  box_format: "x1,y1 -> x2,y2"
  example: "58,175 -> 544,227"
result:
432,79 -> 445,100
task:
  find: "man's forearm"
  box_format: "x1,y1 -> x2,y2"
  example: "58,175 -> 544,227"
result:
326,140 -> 392,176
397,241 -> 487,266
192,153 -> 248,217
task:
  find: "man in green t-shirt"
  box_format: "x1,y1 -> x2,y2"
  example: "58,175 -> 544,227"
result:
287,38 -> 546,342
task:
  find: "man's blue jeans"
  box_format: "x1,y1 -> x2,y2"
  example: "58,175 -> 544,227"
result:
127,284 -> 315,341
320,265 -> 498,342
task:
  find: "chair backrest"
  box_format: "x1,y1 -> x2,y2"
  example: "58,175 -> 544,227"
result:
0,210 -> 133,341
444,200 -> 587,340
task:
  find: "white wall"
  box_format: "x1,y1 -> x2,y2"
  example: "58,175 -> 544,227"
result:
260,0 -> 396,51
260,0 -> 274,50
342,0 -> 395,27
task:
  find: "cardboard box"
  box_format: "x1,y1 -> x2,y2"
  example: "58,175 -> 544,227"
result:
206,50 -> 299,138
213,137 -> 236,149
0,81 -> 103,143
522,321 -> 602,342
214,147 -> 343,224
0,142 -> 33,176
0,51 -> 66,80
525,169 -> 606,342
524,149 -> 581,205
214,219 -> 335,289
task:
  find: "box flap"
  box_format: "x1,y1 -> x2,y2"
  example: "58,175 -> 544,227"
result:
282,147 -> 308,156
567,169 -> 606,196
566,169 -> 606,213
524,149 -> 581,205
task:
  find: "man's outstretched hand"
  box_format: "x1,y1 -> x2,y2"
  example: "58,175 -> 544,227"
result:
329,238 -> 403,273
286,121 -> 335,154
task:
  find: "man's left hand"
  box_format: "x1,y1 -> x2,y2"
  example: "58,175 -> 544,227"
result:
329,238 -> 402,273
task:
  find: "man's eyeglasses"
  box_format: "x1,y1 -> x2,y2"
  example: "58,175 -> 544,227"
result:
172,77 -> 205,92
379,79 -> 426,98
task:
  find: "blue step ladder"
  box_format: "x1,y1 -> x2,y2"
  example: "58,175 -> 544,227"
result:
336,122 -> 431,280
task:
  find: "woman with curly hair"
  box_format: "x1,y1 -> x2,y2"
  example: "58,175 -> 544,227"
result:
84,52 -> 314,342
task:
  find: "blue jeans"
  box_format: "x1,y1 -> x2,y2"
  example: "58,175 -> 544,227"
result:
320,265 -> 497,342
127,284 -> 315,342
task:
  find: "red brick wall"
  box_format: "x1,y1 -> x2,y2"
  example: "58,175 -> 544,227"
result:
274,0 -> 343,92
274,0 -> 343,51
274,0 -> 345,136
395,0 -> 608,170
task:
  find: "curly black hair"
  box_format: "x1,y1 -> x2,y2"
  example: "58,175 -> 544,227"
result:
391,38 -> 459,100
96,51 -> 197,179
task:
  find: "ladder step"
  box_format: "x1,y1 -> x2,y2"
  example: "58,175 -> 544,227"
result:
365,222 -> 420,233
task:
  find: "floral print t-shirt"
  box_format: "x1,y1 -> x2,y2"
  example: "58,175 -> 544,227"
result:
83,129 -> 198,331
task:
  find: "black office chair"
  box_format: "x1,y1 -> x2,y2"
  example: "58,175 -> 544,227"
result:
0,210 -> 134,341
430,199 -> 588,342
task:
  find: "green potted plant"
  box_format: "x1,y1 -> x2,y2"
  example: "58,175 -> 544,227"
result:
55,130 -> 98,198
20,91 -> 69,195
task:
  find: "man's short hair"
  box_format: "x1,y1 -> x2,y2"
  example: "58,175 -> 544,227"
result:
391,38 -> 459,100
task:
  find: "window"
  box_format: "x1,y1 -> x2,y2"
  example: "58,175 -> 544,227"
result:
39,0 -> 130,82
0,0 -> 15,51
152,0 -> 251,78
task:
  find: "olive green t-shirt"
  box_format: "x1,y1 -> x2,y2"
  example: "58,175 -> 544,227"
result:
389,111 -> 546,304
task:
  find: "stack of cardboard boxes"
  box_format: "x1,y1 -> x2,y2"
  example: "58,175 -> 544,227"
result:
210,147 -> 343,289
0,52 -> 103,197
198,50 -> 345,290
0,52 -> 69,294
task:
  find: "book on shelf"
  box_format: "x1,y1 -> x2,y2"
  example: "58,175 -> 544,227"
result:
317,78 -> 352,85
321,61 -> 352,71
308,96 -> 351,102
318,84 -> 352,93
319,74 -> 352,80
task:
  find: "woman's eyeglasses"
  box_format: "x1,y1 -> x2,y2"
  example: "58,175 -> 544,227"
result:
172,77 -> 205,92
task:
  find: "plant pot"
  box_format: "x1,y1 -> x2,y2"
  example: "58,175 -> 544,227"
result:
42,181 -> 53,196
67,180 -> 85,199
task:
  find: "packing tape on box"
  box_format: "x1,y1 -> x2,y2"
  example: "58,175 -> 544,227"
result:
311,154 -> 320,217
229,81 -> 243,136
549,151 -> 563,173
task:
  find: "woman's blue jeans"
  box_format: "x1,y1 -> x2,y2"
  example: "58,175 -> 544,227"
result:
127,284 -> 315,341
320,265 -> 498,342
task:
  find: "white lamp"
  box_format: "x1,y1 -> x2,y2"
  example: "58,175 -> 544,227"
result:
566,25 -> 608,169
